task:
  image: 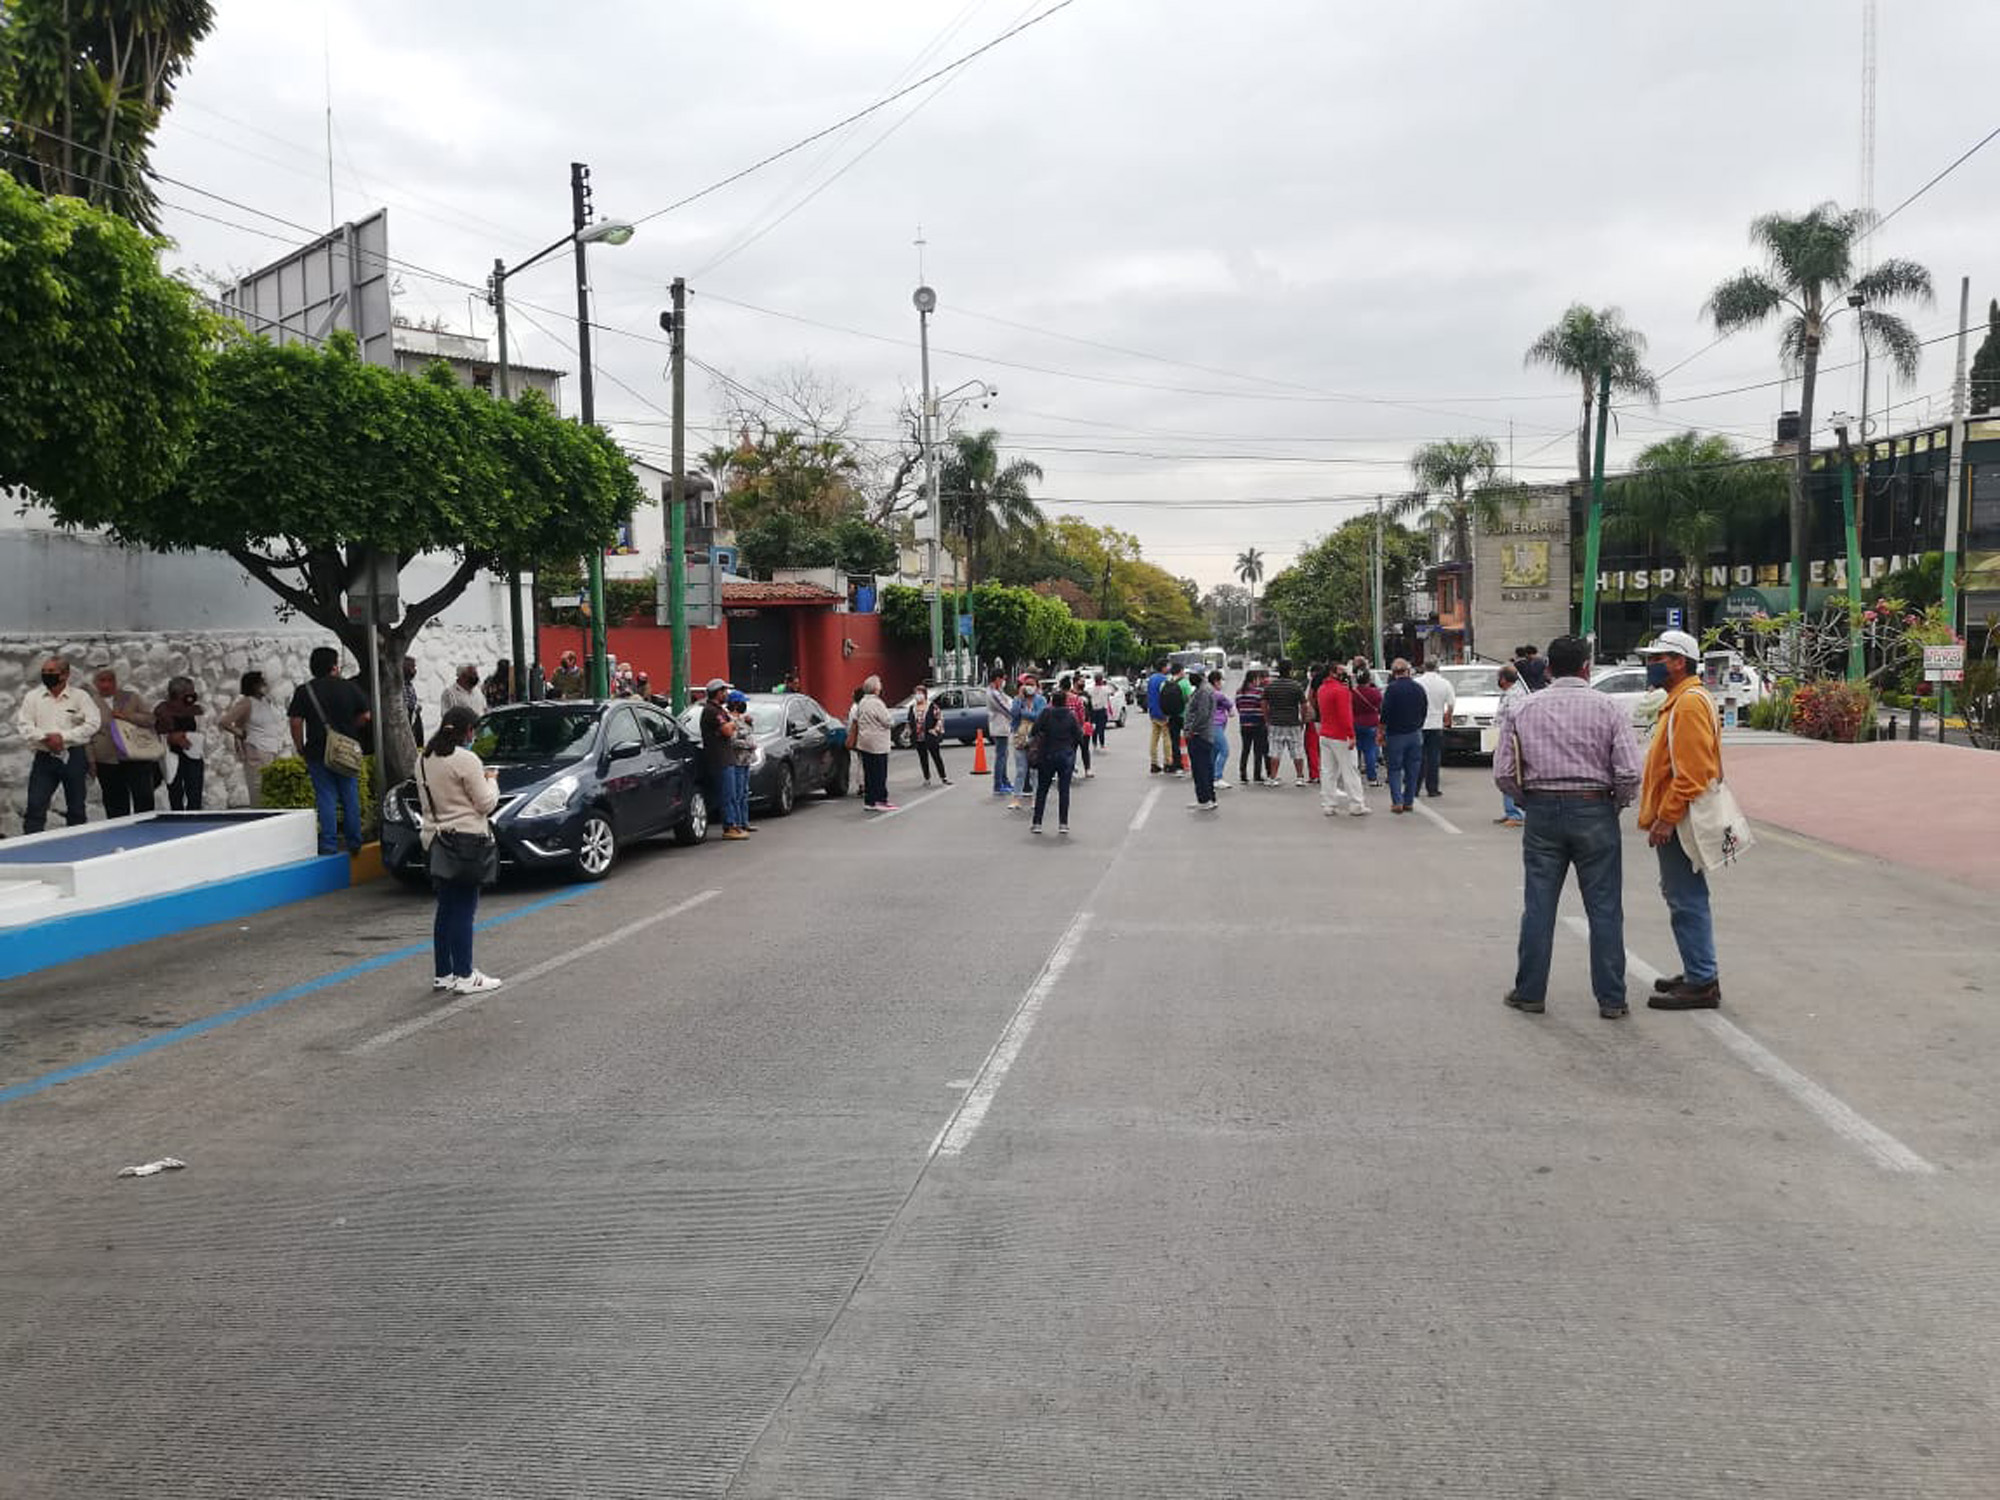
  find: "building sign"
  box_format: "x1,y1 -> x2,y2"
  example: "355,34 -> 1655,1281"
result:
1473,487 -> 1571,646
1500,540 -> 1551,591
1590,555 -> 1927,601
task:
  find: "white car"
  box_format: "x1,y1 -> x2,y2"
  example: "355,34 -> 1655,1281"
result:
1438,664 -> 1505,758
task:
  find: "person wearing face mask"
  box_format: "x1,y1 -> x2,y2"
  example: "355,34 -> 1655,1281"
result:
86,665 -> 161,819
907,683 -> 951,788
416,705 -> 502,995
1491,635 -> 1642,1021
441,665 -> 487,722
1636,629 -> 1726,1012
15,656 -> 100,834
153,675 -> 208,810
217,671 -> 294,806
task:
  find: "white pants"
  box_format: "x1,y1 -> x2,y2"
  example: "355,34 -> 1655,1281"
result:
1317,736 -> 1367,812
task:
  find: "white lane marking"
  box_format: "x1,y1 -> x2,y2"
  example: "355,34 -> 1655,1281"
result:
350,889 -> 722,1055
1412,799 -> 1463,835
873,786 -> 949,821
1560,915 -> 1935,1176
932,910 -> 1093,1158
1757,826 -> 1862,865
1128,786 -> 1163,833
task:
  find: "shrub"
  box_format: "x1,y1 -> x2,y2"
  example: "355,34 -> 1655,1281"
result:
259,755 -> 381,840
1788,681 -> 1874,743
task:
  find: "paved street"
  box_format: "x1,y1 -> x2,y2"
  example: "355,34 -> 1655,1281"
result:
4,737 -> 1998,1498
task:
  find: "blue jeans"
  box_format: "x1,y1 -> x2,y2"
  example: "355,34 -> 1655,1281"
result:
1384,731 -> 1423,808
1356,730 -> 1380,781
1421,728 -> 1444,795
991,734 -> 1011,795
1013,741 -> 1035,797
1032,748 -> 1075,826
726,764 -> 751,828
24,748 -> 90,834
1656,834 -> 1718,984
1213,730 -> 1229,781
1515,795 -> 1626,1008
307,758 -> 363,855
433,878 -> 481,979
1500,788 -> 1523,820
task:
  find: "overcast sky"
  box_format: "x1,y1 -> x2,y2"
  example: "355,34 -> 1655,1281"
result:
150,0 -> 2000,590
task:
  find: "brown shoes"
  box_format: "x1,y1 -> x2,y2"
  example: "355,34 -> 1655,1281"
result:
1647,979 -> 1721,1010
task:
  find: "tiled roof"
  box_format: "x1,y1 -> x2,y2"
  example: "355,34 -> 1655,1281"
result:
721,580 -> 841,605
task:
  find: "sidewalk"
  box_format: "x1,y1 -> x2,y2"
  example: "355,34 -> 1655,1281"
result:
1724,738 -> 2000,888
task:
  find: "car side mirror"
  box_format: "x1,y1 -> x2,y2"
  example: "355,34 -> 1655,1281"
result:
607,739 -> 643,761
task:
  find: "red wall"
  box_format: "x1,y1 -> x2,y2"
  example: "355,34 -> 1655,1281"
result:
794,612 -> 928,708
536,620 -> 730,691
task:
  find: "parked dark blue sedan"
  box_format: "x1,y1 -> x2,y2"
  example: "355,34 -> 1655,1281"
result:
382,701 -> 708,884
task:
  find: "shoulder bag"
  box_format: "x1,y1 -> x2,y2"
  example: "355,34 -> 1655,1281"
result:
1667,687 -> 1755,874
107,709 -> 167,763
416,756 -> 499,886
305,681 -> 366,776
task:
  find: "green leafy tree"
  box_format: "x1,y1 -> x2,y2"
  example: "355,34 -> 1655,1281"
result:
718,422 -> 860,530
1970,299 -> 2000,417
878,583 -> 930,646
0,0 -> 216,233
1604,432 -> 1788,628
829,514 -> 899,578
1523,303 -> 1661,487
0,170 -> 211,508
36,332 -> 642,782
1235,546 -> 1265,626
1392,437 -> 1518,654
940,428 -> 1043,583
1705,202 -> 1932,610
968,583 -> 1035,668
1263,516 -> 1429,665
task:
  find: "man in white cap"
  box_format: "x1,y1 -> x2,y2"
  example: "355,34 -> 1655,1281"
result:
1636,629 -> 1723,1010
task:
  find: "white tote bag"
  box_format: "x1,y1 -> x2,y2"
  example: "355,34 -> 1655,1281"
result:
1666,687 -> 1755,874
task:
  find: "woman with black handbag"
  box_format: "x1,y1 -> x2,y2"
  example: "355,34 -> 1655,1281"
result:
416,705 -> 501,994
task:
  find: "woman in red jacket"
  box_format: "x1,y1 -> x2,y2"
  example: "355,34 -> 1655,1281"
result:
1349,656 -> 1384,786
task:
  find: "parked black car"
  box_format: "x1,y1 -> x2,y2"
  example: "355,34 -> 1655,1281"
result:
676,693 -> 852,814
382,701 -> 708,884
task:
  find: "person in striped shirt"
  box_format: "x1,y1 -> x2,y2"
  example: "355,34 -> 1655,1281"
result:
1234,671 -> 1268,784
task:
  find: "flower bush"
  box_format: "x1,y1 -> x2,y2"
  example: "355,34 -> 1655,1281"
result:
1788,681 -> 1875,743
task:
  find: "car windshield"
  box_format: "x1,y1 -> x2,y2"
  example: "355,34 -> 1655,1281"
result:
1442,667 -> 1501,695
473,708 -> 600,765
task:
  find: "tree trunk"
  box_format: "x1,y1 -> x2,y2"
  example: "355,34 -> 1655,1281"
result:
1792,333 -> 1821,614
1578,377 -> 1594,489
1454,502 -> 1475,660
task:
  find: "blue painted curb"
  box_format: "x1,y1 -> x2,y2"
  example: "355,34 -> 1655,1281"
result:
0,855 -> 353,984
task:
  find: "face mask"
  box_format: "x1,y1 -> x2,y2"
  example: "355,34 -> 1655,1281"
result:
41,672 -> 63,690
1645,662 -> 1673,689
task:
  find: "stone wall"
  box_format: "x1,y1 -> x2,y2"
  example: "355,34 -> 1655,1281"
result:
0,626 -> 502,834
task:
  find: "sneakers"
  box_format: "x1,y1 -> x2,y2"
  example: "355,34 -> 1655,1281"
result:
940,778 -> 954,786
1648,979 -> 1721,1010
432,976 -> 453,992
1031,823 -> 1044,834
1503,990 -> 1544,1015
724,828 -> 749,840
1058,825 -> 1070,836
1600,1005 -> 1631,1020
1348,806 -> 1371,817
1216,779 -> 1233,789
1187,800 -> 1218,813
1006,799 -> 1021,811
1294,776 -> 1308,788
453,971 -> 503,994
1149,764 -> 1162,774
876,802 -> 900,813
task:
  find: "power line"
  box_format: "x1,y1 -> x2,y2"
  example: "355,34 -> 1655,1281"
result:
627,0 -> 1078,228
1874,121 -> 2000,231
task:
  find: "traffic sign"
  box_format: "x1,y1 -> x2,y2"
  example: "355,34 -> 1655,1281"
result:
548,594 -> 583,608
1923,644 -> 1965,683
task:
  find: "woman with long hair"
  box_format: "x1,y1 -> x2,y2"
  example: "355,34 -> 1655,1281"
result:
417,705 -> 501,994
1029,680 -> 1084,835
1234,669 -> 1268,785
908,682 -> 952,788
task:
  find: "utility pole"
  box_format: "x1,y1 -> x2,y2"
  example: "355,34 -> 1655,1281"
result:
668,278 -> 691,713
489,258 -> 533,701
571,162 -> 609,701
1372,496 -> 1385,669
914,285 -> 942,676
1941,275 -> 1971,718
1834,423 -> 1864,682
1578,367 -> 1612,658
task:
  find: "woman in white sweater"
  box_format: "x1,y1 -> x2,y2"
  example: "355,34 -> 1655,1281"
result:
417,705 -> 501,994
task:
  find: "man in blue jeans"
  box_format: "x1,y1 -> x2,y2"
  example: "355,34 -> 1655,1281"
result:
287,646 -> 372,856
1491,635 -> 1642,1018
1377,659 -> 1429,813
984,668 -> 1015,797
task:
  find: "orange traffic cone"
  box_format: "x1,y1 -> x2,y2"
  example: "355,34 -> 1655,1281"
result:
972,728 -> 989,775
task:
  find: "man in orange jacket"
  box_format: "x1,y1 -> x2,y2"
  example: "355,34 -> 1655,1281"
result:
1636,630 -> 1723,1010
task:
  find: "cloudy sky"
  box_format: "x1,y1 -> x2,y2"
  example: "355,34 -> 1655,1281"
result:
151,0 -> 2000,589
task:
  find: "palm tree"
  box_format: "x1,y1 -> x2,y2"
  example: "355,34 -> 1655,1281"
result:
1603,432 -> 1789,629
1235,547 -> 1264,628
1705,202 -> 1932,611
1523,304 -> 1662,487
939,428 -> 1044,584
1392,438 -> 1515,655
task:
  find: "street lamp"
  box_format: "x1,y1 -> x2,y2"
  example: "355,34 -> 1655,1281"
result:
487,165 -> 635,701
1830,412 -> 1865,681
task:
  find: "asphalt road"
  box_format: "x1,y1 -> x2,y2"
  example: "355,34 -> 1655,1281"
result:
4,733 -> 1998,1498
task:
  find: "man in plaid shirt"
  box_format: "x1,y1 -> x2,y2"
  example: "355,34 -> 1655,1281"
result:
1492,635 -> 1642,1019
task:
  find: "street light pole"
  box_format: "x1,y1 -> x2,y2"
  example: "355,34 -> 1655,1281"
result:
1372,495 -> 1385,669
668,277 -> 691,714
489,257 -> 532,700
571,161 -> 610,701
915,285 -> 941,677
1579,366 -> 1612,658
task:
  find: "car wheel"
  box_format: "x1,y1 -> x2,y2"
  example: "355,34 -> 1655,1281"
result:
674,787 -> 709,845
822,752 -> 850,798
575,812 -> 618,880
771,765 -> 796,817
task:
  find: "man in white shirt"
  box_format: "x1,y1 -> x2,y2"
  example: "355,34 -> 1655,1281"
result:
1419,660 -> 1457,799
15,655 -> 101,833
440,665 -> 487,721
